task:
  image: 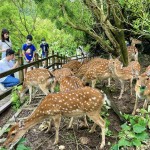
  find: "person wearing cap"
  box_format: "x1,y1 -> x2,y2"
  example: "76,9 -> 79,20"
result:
0,49 -> 20,91
22,34 -> 36,74
0,29 -> 12,59
40,38 -> 49,67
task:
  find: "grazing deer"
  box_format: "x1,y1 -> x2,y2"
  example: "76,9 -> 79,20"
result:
127,38 -> 142,62
62,60 -> 82,73
109,58 -> 141,99
20,68 -> 55,104
39,76 -> 87,132
3,87 -> 107,149
132,73 -> 150,115
82,58 -> 114,88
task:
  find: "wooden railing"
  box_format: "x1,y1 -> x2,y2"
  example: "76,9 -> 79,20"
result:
0,51 -> 69,100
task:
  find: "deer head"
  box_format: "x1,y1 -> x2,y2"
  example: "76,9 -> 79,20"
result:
3,87 -> 106,149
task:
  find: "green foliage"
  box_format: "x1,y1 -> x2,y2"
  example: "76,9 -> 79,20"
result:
16,138 -> 31,150
111,109 -> 150,149
54,84 -> 60,92
11,85 -> 22,110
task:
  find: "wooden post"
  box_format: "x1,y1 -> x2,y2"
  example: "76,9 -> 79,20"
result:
60,54 -> 63,67
52,51 -> 55,70
18,56 -> 24,82
57,52 -> 59,69
45,52 -> 48,68
34,53 -> 39,68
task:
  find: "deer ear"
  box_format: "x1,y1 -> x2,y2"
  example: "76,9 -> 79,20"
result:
146,71 -> 150,77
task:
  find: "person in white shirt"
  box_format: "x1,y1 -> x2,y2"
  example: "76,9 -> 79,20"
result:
0,49 -> 20,91
0,29 -> 12,59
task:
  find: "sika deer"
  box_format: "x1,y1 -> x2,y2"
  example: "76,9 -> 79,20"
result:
82,58 -> 114,88
3,87 -> 107,149
132,73 -> 150,115
62,60 -> 82,73
20,68 -> 55,104
39,76 -> 87,132
128,38 -> 142,62
109,59 -> 141,99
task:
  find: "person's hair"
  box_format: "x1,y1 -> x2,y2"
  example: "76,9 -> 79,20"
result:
6,49 -> 15,56
1,28 -> 10,42
41,38 -> 46,41
27,34 -> 33,41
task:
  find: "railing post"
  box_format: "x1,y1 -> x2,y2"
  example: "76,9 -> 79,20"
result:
45,52 -> 48,68
52,51 -> 55,70
60,54 -> 63,67
34,53 -> 39,68
56,52 -> 59,69
18,56 -> 24,82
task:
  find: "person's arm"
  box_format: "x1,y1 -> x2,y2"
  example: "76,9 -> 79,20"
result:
12,61 -> 19,69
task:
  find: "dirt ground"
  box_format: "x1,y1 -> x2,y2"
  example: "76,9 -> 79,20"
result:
0,53 -> 150,150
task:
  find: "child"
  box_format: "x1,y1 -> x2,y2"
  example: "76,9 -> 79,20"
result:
22,35 -> 36,75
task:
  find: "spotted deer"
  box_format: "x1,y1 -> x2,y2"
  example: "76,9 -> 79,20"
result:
3,87 -> 107,149
132,73 -> 150,115
39,76 -> 87,132
51,68 -> 74,92
109,59 -> 141,99
62,60 -> 82,73
128,38 -> 142,62
82,58 -> 115,88
20,68 -> 55,104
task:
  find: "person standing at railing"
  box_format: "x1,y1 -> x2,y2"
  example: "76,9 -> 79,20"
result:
22,35 -> 36,75
0,29 -> 12,59
40,38 -> 49,68
0,49 -> 20,91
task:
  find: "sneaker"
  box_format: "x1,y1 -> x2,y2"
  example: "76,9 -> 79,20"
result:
0,83 -> 7,91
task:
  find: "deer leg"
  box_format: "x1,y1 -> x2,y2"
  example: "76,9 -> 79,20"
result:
107,78 -> 111,87
130,78 -> 133,95
45,119 -> 52,133
39,84 -> 49,95
83,115 -> 89,128
132,93 -> 138,115
91,79 -> 96,88
143,99 -> 148,109
28,85 -> 32,104
52,114 -> 61,145
67,117 -> 74,129
119,80 -> 124,99
89,123 -> 97,133
87,111 -> 105,149
50,80 -> 57,93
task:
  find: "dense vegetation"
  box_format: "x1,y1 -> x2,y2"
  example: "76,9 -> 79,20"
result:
0,0 -> 149,61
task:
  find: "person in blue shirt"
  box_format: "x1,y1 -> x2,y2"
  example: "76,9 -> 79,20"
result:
22,35 -> 36,75
0,49 -> 20,91
40,38 -> 49,67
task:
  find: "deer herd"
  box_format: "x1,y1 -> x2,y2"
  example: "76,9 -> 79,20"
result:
2,38 -> 150,149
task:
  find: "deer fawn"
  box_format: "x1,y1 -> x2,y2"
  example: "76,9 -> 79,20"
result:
39,76 -> 87,132
20,68 -> 55,104
3,87 -> 107,149
128,38 -> 142,62
132,73 -> 150,115
109,58 -> 141,99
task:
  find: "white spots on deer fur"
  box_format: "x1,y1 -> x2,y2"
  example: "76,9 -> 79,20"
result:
92,97 -> 96,100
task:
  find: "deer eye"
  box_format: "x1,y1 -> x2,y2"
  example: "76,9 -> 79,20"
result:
146,77 -> 149,80
137,78 -> 139,80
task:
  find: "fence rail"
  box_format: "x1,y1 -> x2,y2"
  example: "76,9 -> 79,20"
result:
0,51 -> 69,100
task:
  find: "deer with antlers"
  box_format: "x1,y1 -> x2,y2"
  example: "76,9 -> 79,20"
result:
3,87 -> 107,149
132,72 -> 150,115
127,38 -> 142,62
20,68 -> 55,104
109,58 -> 141,99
